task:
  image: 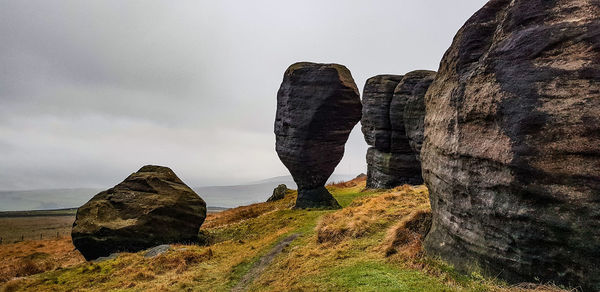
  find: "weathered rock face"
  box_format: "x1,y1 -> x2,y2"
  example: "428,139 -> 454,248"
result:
267,184 -> 288,202
422,0 -> 600,290
366,147 -> 422,188
361,75 -> 405,151
275,62 -> 362,209
361,72 -> 435,188
390,71 -> 437,155
401,71 -> 436,159
72,165 -> 207,260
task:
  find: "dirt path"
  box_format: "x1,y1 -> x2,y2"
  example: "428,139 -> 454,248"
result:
231,233 -> 300,292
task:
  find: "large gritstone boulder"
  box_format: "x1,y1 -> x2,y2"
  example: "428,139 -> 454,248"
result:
401,71 -> 436,158
421,0 -> 600,290
366,148 -> 424,187
361,72 -> 435,188
72,165 -> 207,260
361,75 -> 405,151
275,62 -> 362,209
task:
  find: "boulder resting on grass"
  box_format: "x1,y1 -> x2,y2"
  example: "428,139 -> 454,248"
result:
72,165 -> 207,260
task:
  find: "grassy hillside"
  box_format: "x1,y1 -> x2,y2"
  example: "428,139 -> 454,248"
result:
1,178 -> 567,291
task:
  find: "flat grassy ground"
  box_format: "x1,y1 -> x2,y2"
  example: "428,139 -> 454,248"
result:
0,216 -> 75,243
0,178 -> 568,292
0,208 -> 226,244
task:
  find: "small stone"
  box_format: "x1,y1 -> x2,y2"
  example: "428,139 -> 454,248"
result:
266,184 -> 288,202
144,244 -> 171,258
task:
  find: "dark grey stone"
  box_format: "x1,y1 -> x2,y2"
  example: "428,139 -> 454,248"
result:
421,0 -> 600,290
72,165 -> 207,261
275,62 -> 362,209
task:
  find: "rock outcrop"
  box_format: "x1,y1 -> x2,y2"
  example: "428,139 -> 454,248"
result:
72,165 -> 207,260
421,0 -> 600,290
267,184 -> 288,202
361,72 -> 435,188
361,75 -> 405,151
401,72 -> 436,158
275,62 -> 362,209
366,147 -> 424,187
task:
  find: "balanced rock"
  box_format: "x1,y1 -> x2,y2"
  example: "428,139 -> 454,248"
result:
275,62 -> 362,209
72,165 -> 207,260
267,184 -> 288,202
422,1 -> 600,290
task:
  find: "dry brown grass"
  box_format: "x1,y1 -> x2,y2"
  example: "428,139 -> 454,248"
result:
501,283 -> 577,292
202,190 -> 295,229
148,248 -> 213,274
0,216 -> 74,243
0,238 -> 84,283
327,175 -> 366,188
315,185 -> 430,244
0,181 -> 574,292
380,210 -> 432,258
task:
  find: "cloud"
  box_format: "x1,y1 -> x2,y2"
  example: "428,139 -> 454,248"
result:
0,0 -> 488,190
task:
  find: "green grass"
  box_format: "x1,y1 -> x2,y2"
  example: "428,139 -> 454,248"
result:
1,182 -> 560,292
324,261 -> 455,292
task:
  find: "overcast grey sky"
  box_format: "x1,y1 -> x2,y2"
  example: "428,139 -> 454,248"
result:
0,0 -> 488,190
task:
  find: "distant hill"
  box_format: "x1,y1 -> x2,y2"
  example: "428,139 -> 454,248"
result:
0,174 -> 357,211
0,188 -> 102,212
194,174 -> 355,208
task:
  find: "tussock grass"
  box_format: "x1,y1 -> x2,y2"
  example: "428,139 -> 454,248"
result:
381,210 -> 432,257
316,185 -> 430,244
1,179 -> 572,292
202,190 -> 295,229
0,238 -> 84,284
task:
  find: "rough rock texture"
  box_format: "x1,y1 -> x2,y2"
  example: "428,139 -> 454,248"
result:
72,165 -> 207,260
366,147 -> 423,188
275,62 -> 362,209
401,71 -> 436,159
361,72 -> 435,188
267,184 -> 288,202
421,0 -> 600,290
361,75 -> 405,151
144,244 -> 171,258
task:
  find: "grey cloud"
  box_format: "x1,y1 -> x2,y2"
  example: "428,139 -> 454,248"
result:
0,0 -> 488,190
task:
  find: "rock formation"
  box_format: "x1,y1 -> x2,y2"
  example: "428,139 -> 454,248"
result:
401,72 -> 436,158
361,75 -> 405,151
267,184 -> 288,202
275,62 -> 362,209
366,147 -> 424,187
421,0 -> 600,290
72,165 -> 207,260
361,71 -> 435,188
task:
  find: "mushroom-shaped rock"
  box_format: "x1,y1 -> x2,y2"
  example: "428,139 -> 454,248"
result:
275,62 -> 362,209
421,0 -> 600,290
72,165 -> 207,260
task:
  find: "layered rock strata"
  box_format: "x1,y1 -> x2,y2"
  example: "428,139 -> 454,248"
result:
362,71 -> 435,188
421,0 -> 600,290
